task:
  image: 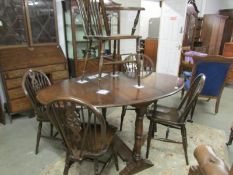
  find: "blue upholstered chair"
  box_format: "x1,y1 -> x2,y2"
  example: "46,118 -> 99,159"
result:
183,55 -> 233,117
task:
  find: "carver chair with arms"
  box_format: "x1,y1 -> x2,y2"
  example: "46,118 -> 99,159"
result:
76,0 -> 144,85
22,69 -> 54,154
182,55 -> 233,115
46,97 -> 118,175
146,74 -> 206,165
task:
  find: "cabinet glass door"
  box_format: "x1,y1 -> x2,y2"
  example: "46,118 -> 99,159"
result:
0,0 -> 27,46
27,0 -> 56,44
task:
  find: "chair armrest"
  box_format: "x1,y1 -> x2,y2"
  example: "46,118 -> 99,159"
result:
189,145 -> 230,175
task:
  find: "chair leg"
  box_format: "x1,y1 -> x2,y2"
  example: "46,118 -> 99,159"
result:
63,153 -> 73,175
146,121 -> 154,159
181,88 -> 185,99
166,127 -> 170,139
152,122 -> 157,138
215,98 -> 220,114
35,121 -> 43,155
50,123 -> 53,137
181,126 -> 189,165
120,106 -> 127,131
94,159 -> 99,175
113,149 -> 119,171
102,108 -> 107,121
226,128 -> 233,146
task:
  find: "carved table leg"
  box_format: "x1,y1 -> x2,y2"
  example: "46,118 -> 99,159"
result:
120,103 -> 153,175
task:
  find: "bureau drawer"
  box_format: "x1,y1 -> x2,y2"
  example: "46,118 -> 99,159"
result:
8,87 -> 25,100
6,78 -> 22,89
52,70 -> 69,81
9,97 -> 32,113
4,64 -> 66,79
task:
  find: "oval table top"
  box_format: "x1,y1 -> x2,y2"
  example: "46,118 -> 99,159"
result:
37,72 -> 183,107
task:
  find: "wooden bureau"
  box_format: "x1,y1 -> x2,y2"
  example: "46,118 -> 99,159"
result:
223,42 -> 233,84
0,45 -> 68,118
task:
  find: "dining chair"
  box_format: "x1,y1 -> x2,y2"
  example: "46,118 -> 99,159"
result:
182,55 -> 233,115
76,0 -> 144,85
46,97 -> 119,175
146,73 -> 206,165
22,69 -> 53,154
119,54 -> 154,131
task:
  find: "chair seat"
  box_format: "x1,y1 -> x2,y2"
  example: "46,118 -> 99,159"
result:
147,105 -> 183,127
73,124 -> 117,159
84,34 -> 141,40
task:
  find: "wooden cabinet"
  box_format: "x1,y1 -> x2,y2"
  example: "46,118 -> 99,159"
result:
219,9 -> 233,55
0,0 -> 69,118
201,14 -> 228,55
0,46 -> 68,116
223,42 -> 233,84
144,38 -> 158,71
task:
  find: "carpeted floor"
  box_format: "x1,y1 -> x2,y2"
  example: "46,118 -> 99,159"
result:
39,108 -> 229,175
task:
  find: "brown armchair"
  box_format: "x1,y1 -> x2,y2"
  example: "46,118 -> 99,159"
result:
188,145 -> 232,175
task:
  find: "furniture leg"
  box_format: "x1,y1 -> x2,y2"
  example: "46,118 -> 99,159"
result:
94,159 -> 99,175
181,126 -> 189,165
120,104 -> 153,175
35,121 -> 42,154
215,98 -> 220,114
50,123 -> 53,137
63,152 -> 73,175
188,98 -> 197,123
101,108 -> 107,121
98,40 -> 104,82
81,40 -> 92,81
226,126 -> 233,146
146,121 -> 153,159
120,106 -> 127,131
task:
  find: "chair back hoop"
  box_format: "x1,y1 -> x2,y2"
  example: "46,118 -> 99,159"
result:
178,73 -> 206,122
122,54 -> 154,79
22,69 -> 51,114
46,97 -> 107,160
192,55 -> 233,97
76,0 -> 109,37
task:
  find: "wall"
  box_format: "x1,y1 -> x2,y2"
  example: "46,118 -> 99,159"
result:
140,0 -> 161,39
114,0 -> 141,54
56,0 -> 66,57
198,0 -> 233,16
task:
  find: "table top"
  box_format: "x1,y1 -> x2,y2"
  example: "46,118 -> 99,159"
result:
37,73 -> 183,108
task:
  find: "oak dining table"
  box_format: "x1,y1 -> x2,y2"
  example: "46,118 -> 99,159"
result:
37,72 -> 183,175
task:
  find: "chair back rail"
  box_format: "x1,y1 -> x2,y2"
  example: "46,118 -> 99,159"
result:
22,69 -> 51,116
178,73 -> 206,123
122,54 -> 154,79
46,97 -> 108,160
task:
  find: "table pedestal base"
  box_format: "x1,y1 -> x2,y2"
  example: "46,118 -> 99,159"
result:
120,159 -> 153,175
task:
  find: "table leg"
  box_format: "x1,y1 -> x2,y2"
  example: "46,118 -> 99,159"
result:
120,104 -> 153,175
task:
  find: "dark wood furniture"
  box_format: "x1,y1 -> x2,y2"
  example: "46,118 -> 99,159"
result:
120,55 -> 154,131
144,38 -> 158,70
182,55 -> 233,114
22,69 -> 54,154
0,0 -> 69,119
146,74 -> 205,165
46,97 -> 118,175
189,145 -> 231,175
37,72 -> 184,175
219,9 -> 233,55
201,14 -> 228,55
75,0 -> 144,85
0,46 -> 68,120
223,43 -> 233,84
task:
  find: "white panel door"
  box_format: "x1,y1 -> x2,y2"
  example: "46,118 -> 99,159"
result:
156,0 -> 187,76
